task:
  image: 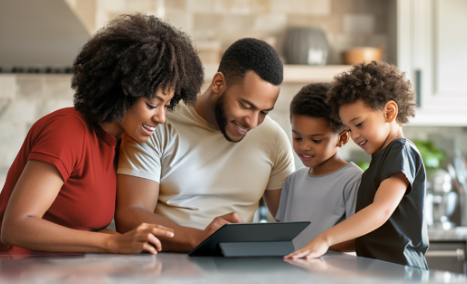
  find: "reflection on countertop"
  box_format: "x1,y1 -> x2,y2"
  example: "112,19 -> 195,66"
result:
0,251 -> 465,284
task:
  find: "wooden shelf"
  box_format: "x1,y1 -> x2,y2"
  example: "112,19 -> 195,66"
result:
203,64 -> 352,83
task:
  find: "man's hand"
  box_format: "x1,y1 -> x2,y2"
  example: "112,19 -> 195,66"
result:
194,212 -> 243,246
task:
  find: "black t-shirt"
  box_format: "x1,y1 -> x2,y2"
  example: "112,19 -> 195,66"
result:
355,138 -> 429,270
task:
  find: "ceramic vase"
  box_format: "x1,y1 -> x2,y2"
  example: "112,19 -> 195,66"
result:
284,27 -> 330,65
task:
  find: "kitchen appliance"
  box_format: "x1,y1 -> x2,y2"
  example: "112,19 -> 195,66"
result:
426,169 -> 457,230
454,150 -> 467,226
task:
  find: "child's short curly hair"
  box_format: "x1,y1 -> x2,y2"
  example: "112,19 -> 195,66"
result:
290,83 -> 344,133
72,14 -> 204,124
327,61 -> 416,124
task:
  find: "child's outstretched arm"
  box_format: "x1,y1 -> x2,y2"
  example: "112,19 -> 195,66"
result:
285,172 -> 409,260
329,239 -> 355,252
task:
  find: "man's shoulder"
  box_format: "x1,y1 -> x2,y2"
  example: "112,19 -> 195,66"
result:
260,115 -> 283,130
155,104 -> 193,135
252,116 -> 288,140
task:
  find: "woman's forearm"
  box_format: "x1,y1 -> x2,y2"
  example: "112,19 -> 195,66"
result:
2,216 -> 115,253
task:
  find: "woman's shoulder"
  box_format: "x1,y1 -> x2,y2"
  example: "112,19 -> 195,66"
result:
32,107 -> 89,138
38,107 -> 87,125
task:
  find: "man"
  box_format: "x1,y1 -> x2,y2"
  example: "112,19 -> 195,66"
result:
116,38 -> 294,252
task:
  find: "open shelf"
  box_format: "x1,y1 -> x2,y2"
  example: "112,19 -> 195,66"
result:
203,64 -> 352,83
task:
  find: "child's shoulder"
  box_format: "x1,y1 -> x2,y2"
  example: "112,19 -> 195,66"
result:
384,138 -> 422,159
334,162 -> 364,183
343,162 -> 364,174
288,167 -> 310,180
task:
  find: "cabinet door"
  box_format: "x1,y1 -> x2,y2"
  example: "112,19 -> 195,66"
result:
397,0 -> 467,126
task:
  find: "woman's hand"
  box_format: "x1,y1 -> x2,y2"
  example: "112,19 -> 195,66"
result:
108,223 -> 174,254
284,235 -> 329,260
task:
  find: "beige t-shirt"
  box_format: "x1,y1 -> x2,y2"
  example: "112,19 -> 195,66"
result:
118,102 -> 295,230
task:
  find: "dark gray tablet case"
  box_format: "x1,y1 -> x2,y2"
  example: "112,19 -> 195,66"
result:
188,222 -> 310,257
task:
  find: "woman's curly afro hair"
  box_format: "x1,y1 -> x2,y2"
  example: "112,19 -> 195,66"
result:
290,83 -> 344,133
327,61 -> 416,125
72,14 -> 204,124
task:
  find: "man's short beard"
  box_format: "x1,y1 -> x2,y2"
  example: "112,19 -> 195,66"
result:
214,94 -> 244,143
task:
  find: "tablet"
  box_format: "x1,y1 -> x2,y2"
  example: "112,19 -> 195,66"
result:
188,222 -> 310,257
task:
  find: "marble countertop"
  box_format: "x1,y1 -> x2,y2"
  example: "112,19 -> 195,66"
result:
429,227 -> 467,241
0,251 -> 465,284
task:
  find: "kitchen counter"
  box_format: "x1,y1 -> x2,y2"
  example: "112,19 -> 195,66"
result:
0,251 -> 465,283
429,227 -> 467,241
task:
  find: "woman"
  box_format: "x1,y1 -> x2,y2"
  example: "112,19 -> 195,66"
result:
0,14 -> 204,254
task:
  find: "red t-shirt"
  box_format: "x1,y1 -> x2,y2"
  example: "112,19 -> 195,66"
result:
0,107 -> 118,253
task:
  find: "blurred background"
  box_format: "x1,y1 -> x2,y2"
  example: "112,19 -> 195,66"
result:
1,0 -> 467,229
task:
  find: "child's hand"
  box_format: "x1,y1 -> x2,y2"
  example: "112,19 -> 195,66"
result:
284,235 -> 329,260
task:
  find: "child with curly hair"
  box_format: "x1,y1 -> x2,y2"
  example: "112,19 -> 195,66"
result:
285,61 -> 428,270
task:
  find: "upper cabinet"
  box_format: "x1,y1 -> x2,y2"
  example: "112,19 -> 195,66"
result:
397,0 -> 467,126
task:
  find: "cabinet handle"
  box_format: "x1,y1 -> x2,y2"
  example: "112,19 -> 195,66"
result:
415,69 -> 421,107
426,249 -> 465,261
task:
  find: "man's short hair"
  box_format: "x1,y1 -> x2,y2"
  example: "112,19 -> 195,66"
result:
218,38 -> 283,87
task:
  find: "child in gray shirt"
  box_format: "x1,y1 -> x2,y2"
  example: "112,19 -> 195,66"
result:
275,83 -> 363,250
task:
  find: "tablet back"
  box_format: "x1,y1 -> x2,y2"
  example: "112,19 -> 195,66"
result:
188,222 -> 310,257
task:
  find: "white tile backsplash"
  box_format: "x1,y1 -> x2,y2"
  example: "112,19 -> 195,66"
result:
343,14 -> 374,34
2,99 -> 36,124
0,76 -> 17,99
0,121 -> 27,168
43,76 -> 74,99
16,76 -> 43,99
252,14 -> 287,33
271,0 -> 331,15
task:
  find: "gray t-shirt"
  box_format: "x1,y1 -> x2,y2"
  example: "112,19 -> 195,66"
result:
276,162 -> 363,249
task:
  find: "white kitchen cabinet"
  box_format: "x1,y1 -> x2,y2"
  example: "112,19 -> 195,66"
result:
397,0 -> 467,126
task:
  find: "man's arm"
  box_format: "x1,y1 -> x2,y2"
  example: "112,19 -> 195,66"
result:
115,174 -> 243,252
262,189 -> 281,218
